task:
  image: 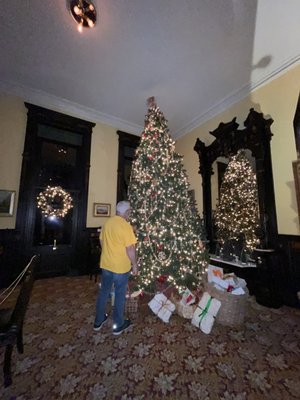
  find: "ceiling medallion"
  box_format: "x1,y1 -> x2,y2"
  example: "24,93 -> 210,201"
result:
70,0 -> 97,32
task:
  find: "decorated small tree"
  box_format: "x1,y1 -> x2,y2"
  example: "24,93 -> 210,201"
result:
215,150 -> 259,258
128,97 -> 207,293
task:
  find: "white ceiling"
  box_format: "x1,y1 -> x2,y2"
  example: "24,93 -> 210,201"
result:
0,1 -> 299,138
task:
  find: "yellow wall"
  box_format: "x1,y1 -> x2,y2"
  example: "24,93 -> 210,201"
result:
0,95 -> 26,229
176,64 -> 300,235
87,122 -> 118,227
0,95 -> 119,230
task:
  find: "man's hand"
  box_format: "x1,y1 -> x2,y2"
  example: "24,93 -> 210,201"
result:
131,264 -> 139,276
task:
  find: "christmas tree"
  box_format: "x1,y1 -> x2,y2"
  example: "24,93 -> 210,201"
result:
128,97 -> 208,293
215,150 -> 259,256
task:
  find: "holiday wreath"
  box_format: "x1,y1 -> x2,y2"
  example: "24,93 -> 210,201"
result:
37,185 -> 73,218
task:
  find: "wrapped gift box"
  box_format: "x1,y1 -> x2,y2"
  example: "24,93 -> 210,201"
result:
171,291 -> 196,319
176,301 -> 196,319
207,265 -> 247,294
148,293 -> 176,323
180,288 -> 196,306
191,292 -> 221,334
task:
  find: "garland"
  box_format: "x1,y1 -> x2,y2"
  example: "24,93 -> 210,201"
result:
37,186 -> 73,218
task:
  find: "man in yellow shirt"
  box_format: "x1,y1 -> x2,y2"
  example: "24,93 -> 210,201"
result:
94,201 -> 138,335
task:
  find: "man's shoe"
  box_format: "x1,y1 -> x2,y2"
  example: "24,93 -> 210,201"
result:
112,319 -> 132,335
93,314 -> 108,332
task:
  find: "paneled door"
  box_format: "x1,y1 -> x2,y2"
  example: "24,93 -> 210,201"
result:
16,104 -> 95,277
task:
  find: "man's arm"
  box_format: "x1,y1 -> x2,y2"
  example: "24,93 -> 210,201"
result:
126,244 -> 138,275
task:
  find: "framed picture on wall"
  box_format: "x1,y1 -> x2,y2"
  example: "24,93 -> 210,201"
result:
293,160 -> 300,225
93,203 -> 111,217
0,190 -> 15,216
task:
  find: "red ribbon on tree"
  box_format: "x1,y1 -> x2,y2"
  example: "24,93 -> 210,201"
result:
157,275 -> 168,283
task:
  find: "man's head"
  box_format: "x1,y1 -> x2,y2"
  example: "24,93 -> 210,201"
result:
116,201 -> 131,220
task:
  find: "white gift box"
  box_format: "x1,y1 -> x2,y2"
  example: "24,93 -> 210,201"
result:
207,265 -> 223,283
148,293 -> 176,323
180,288 -> 196,306
191,292 -> 221,334
211,276 -> 229,289
176,302 -> 196,319
207,265 -> 247,295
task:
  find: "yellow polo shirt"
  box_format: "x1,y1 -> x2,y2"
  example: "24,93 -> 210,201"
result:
100,215 -> 137,273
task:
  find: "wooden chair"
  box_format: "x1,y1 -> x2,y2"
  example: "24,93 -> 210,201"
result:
88,228 -> 101,282
0,254 -> 39,387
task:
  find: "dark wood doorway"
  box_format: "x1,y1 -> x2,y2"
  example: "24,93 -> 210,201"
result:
16,104 -> 95,277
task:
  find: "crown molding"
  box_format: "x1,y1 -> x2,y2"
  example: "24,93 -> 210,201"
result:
1,54 -> 299,141
0,80 -> 143,136
174,55 -> 300,139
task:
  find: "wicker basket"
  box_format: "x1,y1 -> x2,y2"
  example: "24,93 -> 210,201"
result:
205,282 -> 249,327
125,297 -> 138,314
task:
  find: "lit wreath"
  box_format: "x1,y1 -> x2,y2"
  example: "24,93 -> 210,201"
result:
37,186 -> 73,218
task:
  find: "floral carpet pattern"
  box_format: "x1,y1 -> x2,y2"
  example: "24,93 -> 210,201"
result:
1,276 -> 300,400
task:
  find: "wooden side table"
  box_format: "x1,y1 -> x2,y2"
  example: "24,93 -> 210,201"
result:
253,249 -> 283,308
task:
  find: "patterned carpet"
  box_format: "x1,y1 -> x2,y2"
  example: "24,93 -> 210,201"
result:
1,276 -> 300,400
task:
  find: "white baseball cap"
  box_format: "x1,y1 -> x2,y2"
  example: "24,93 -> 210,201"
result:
116,201 -> 131,215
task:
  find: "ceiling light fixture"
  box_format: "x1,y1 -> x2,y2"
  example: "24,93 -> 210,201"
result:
70,0 -> 97,33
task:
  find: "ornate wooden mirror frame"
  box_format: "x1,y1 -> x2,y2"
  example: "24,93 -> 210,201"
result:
194,108 -> 278,252
293,93 -> 300,225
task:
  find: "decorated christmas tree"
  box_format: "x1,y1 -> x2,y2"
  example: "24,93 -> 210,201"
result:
128,97 -> 208,293
215,150 -> 259,257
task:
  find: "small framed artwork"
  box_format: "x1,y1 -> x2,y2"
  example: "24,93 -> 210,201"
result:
93,203 -> 111,217
0,190 -> 16,216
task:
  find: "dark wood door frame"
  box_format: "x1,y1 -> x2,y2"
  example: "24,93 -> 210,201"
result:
16,103 -> 95,276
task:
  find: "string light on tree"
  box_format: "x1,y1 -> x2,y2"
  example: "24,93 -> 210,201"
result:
37,186 -> 73,218
128,97 -> 208,293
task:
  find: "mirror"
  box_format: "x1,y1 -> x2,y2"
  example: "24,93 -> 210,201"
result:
194,108 -> 278,253
213,150 -> 260,260
212,149 -> 256,211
